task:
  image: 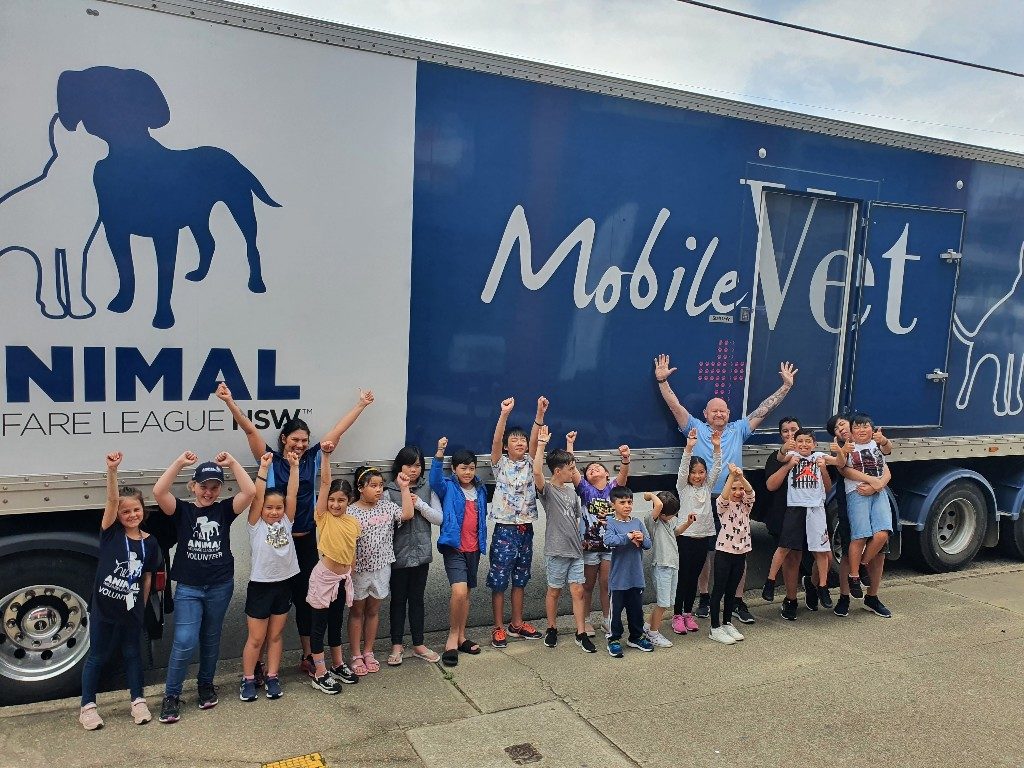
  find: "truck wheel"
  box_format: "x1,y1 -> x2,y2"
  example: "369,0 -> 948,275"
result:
912,481 -> 988,573
998,516 -> 1024,559
0,553 -> 94,706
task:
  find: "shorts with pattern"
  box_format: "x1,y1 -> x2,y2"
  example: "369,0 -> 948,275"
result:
486,523 -> 534,592
352,566 -> 391,600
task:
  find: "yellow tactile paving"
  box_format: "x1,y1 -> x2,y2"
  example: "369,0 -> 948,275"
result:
262,753 -> 328,768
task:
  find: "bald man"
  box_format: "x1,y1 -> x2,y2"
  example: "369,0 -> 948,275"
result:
654,354 -> 797,622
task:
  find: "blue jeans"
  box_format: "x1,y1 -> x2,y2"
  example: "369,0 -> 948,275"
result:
80,616 -> 144,706
164,580 -> 233,697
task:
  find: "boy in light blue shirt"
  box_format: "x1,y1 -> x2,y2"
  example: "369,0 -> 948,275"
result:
602,486 -> 652,657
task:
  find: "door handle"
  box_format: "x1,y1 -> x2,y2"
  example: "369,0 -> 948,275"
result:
925,369 -> 949,382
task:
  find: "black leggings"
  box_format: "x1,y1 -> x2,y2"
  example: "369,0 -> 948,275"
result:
389,563 -> 430,646
289,534 -> 319,637
675,535 -> 712,614
711,551 -> 746,627
309,598 -> 345,656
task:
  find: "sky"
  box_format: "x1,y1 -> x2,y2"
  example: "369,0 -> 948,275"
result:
246,0 -> 1024,154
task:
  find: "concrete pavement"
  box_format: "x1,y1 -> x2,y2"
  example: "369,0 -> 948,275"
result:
3,561 -> 1024,768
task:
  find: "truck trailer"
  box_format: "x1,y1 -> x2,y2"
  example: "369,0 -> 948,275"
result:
2,0 -> 1023,704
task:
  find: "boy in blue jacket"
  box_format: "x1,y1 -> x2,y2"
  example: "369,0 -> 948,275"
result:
603,486 -> 653,657
430,437 -> 488,667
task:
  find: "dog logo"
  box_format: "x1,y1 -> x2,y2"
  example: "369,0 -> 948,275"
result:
1,66 -> 280,329
953,241 -> 1024,416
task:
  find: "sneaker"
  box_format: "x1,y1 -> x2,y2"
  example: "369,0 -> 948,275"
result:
709,626 -> 736,645
544,627 -> 558,648
508,622 -> 543,640
761,578 -> 776,602
863,595 -> 892,618
670,614 -> 686,635
253,660 -> 266,689
131,698 -> 152,725
79,704 -> 104,730
833,594 -> 851,617
646,630 -> 674,648
158,695 -> 180,724
695,593 -> 711,619
848,576 -> 864,599
265,675 -> 283,700
780,598 -> 798,621
817,586 -> 833,610
491,626 -> 508,648
626,636 -> 654,652
197,683 -> 218,710
733,599 -> 755,624
607,639 -> 624,658
300,654 -> 316,678
722,622 -> 745,641
859,568 -> 872,588
803,576 -> 819,611
311,672 -> 341,694
683,613 -> 699,633
238,677 -> 257,702
575,632 -> 597,653
330,662 -> 359,685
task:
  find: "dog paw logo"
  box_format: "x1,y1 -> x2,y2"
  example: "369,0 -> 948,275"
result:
953,241 -> 1024,416
0,66 -> 280,329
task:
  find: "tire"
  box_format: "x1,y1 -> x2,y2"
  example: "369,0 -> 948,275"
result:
998,516 -> 1024,559
0,552 -> 95,706
911,481 -> 988,573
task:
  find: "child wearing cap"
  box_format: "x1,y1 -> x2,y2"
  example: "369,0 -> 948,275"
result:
152,450 -> 256,724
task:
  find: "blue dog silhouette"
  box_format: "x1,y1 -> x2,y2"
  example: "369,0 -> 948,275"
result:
57,66 -> 280,329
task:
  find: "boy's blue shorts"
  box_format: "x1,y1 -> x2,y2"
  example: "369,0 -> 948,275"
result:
486,523 -> 534,592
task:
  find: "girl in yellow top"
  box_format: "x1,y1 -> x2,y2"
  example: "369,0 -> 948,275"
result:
305,440 -> 361,694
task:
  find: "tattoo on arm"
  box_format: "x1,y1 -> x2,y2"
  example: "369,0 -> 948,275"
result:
749,384 -> 790,422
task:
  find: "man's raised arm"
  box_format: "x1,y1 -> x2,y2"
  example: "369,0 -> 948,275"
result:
654,354 -> 690,430
746,361 -> 798,431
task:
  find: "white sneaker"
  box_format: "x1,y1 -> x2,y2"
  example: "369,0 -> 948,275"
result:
709,626 -> 736,645
646,629 -> 674,648
722,622 -> 745,642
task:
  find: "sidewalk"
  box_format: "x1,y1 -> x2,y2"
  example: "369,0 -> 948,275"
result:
3,563 -> 1024,768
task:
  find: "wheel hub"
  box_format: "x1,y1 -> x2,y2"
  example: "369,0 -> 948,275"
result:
1,585 -> 90,683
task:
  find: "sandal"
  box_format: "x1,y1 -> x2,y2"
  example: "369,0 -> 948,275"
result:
364,652 -> 381,672
387,649 -> 404,667
350,654 -> 368,676
457,639 -> 481,655
441,649 -> 459,667
413,647 -> 441,663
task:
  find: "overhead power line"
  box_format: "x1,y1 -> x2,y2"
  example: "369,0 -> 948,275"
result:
677,0 -> 1024,78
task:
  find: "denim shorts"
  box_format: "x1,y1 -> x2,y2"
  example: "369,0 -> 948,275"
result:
652,565 -> 678,608
545,555 -> 586,588
582,551 -> 611,566
846,490 -> 893,541
486,523 -> 534,592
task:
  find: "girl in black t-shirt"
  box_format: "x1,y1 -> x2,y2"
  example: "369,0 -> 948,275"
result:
79,452 -> 163,731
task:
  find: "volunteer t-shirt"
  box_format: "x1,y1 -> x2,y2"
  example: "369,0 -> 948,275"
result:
844,440 -> 886,494
538,482 -> 584,559
170,498 -> 236,586
92,523 -> 162,624
460,496 -> 480,553
786,451 -> 828,507
248,516 -> 300,583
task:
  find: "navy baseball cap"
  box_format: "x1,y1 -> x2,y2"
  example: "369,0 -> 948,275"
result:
192,462 -> 224,484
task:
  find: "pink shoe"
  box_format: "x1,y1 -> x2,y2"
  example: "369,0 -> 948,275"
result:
670,614 -> 686,635
683,613 -> 699,632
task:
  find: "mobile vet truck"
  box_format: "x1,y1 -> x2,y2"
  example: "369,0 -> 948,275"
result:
2,0 -> 1023,703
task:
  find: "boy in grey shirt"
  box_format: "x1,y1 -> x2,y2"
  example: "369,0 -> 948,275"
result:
534,426 -> 596,653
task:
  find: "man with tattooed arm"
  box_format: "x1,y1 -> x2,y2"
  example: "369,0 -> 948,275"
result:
654,354 -> 798,623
